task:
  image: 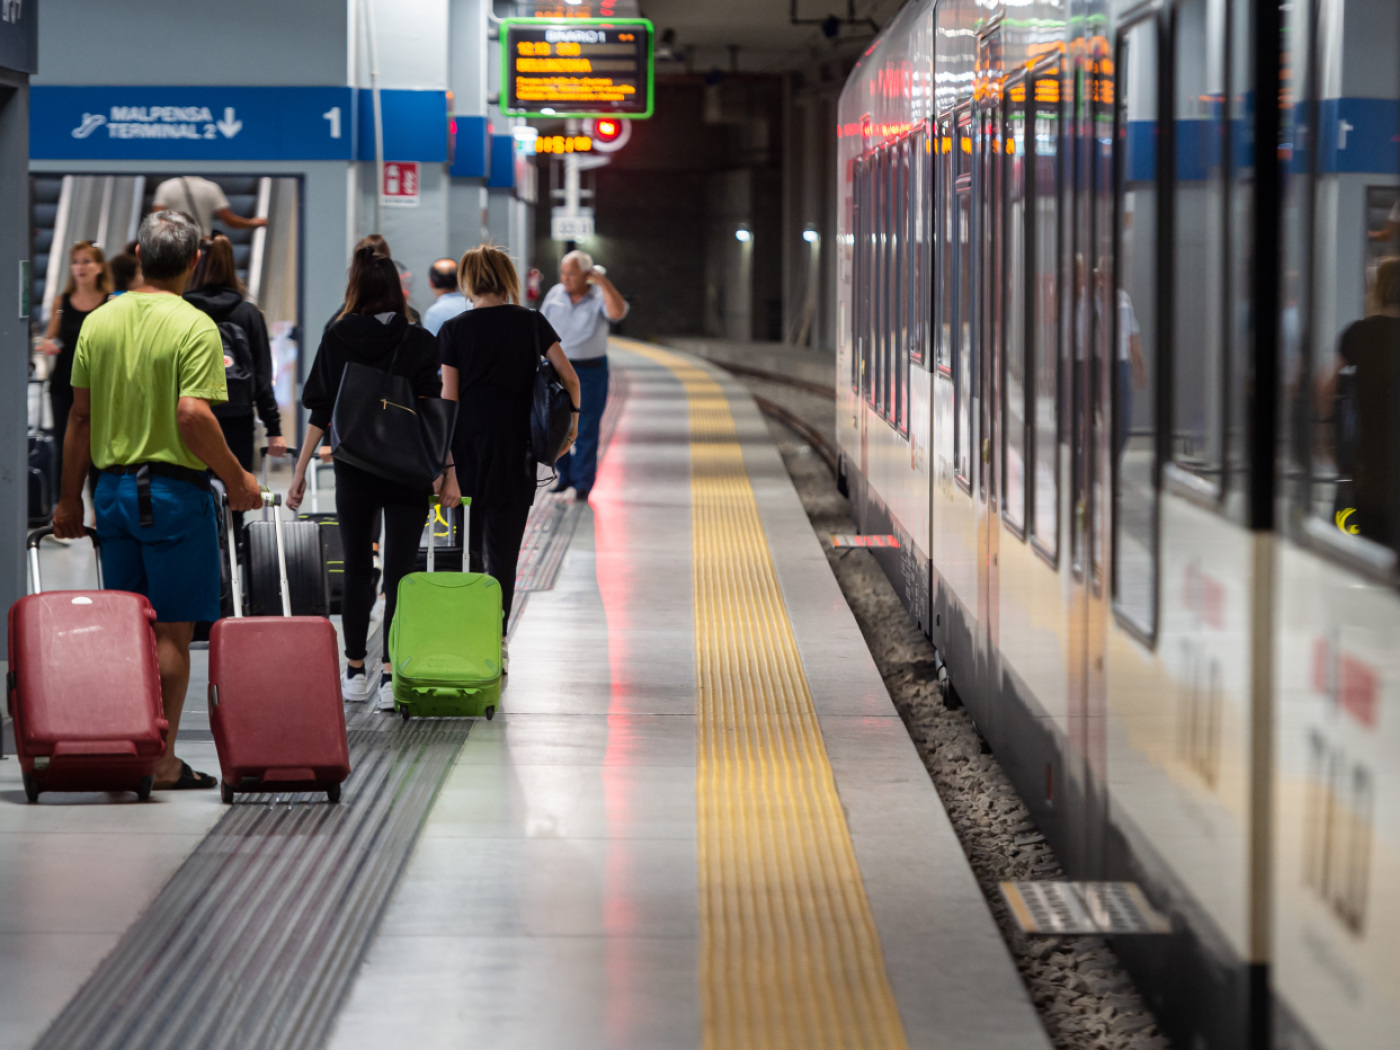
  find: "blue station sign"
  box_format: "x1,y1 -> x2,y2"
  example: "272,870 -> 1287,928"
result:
31,86 -> 356,161
31,86 -> 454,164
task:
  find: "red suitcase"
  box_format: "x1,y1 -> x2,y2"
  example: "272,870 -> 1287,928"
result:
208,492 -> 349,804
7,528 -> 168,802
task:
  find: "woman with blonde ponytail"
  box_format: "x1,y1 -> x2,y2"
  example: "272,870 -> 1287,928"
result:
438,245 -> 581,668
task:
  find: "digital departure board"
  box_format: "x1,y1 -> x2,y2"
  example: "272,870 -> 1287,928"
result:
501,18 -> 654,119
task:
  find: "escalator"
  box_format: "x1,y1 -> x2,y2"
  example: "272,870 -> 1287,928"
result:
27,172 -> 302,437
138,175 -> 263,287
29,173 -> 270,323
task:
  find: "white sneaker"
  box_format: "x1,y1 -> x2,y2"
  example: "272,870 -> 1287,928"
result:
376,674 -> 397,712
341,667 -> 375,703
501,641 -> 509,676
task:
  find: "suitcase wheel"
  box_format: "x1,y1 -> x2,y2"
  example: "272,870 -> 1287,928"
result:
136,776 -> 154,802
399,708 -> 410,723
326,783 -> 342,804
221,781 -> 235,805
22,773 -> 38,804
485,706 -> 496,721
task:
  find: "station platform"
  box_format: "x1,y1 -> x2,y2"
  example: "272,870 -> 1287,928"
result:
0,342 -> 1048,1050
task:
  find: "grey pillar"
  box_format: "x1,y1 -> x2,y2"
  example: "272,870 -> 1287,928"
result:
0,73 -> 30,659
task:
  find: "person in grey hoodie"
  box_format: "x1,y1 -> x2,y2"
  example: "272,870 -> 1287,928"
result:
285,246 -> 448,711
183,234 -> 285,470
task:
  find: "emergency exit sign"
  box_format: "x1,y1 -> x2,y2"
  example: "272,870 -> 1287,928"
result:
382,161 -> 419,207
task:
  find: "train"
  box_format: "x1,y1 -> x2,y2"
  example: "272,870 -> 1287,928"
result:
834,1 -> 1399,1048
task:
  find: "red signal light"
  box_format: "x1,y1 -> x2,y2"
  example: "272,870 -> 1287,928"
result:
594,119 -> 622,142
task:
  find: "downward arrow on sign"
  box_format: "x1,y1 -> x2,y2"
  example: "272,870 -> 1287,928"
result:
216,107 -> 243,138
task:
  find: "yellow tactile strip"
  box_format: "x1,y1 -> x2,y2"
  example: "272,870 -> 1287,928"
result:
625,342 -> 910,1050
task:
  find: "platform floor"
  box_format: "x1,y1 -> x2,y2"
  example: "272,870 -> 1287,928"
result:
0,342 -> 1048,1050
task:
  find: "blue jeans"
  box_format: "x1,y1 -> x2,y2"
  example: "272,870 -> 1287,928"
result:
556,358 -> 608,494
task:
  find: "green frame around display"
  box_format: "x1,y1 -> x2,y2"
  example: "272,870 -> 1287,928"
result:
500,17 -> 655,120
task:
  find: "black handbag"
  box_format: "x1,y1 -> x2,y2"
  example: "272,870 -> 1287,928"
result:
328,331 -> 457,490
530,317 -> 574,468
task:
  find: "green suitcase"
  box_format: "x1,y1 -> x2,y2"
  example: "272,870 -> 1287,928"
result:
389,498 -> 503,720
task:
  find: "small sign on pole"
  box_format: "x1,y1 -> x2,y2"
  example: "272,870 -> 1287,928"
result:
382,161 -> 420,207
551,214 -> 594,242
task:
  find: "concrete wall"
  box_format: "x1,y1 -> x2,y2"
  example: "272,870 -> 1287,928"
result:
32,0 -> 349,86
351,0 -> 453,315
532,78 -> 784,340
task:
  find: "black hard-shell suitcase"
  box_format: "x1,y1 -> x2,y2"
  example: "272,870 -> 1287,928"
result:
244,519 -> 329,617
298,512 -> 344,614
413,503 -> 464,573
27,432 -> 57,525
297,461 -> 346,614
241,445 -> 328,617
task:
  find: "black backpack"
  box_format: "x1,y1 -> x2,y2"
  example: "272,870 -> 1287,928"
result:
213,319 -> 256,419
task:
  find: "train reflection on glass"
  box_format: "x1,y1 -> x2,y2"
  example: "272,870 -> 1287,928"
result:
834,2 -> 1398,1049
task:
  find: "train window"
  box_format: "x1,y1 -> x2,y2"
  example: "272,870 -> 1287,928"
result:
852,156 -> 864,397
955,111 -> 975,489
981,91 -> 1003,504
1004,78 -> 1029,535
936,118 -> 954,373
1291,0 -> 1400,566
893,139 -> 907,431
1169,0 -> 1226,494
1113,16 -> 1162,639
912,129 -> 928,369
885,145 -> 897,424
874,149 -> 886,417
897,137 -> 911,435
1030,72 -> 1061,559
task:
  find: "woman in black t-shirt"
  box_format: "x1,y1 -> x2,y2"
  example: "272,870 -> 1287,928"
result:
439,245 -> 580,647
38,240 -> 111,487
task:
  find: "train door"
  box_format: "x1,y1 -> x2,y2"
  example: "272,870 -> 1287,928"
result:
1061,37 -> 1115,876
977,24 -> 1004,652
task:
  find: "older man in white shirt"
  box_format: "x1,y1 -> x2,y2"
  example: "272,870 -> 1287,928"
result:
539,250 -> 628,500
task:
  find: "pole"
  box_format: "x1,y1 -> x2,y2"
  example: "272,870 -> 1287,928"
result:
361,0 -> 385,234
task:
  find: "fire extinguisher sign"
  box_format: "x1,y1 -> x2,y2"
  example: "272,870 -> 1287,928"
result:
382,161 -> 420,207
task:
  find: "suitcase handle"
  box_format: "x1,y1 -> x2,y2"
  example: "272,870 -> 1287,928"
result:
221,492 -> 245,619
258,446 -> 298,521
425,496 -> 471,575
26,526 -> 103,594
262,490 -> 294,618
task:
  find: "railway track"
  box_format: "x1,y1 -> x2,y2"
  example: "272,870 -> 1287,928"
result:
704,359 -> 840,477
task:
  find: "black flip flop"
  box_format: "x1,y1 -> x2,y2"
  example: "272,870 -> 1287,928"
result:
155,761 -> 218,791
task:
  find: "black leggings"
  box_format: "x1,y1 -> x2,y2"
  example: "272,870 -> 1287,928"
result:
335,461 -> 429,665
467,501 -> 532,627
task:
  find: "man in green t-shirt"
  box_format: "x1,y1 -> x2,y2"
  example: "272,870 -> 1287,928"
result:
54,210 -> 262,791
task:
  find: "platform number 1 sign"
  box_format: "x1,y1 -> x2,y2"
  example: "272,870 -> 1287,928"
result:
383,161 -> 420,207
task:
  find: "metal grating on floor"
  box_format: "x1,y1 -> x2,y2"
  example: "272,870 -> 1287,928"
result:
1000,881 -> 1172,936
34,713 -> 471,1050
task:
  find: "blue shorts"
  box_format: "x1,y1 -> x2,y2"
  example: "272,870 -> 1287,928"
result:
94,471 -> 222,624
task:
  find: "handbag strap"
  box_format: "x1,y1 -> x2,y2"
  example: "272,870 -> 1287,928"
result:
381,319 -> 415,387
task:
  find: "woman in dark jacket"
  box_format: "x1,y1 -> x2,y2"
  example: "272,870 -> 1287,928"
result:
184,234 -> 285,470
287,247 -> 448,710
439,245 -> 580,668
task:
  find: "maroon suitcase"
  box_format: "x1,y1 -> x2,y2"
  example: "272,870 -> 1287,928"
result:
7,528 -> 168,802
208,492 -> 349,804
